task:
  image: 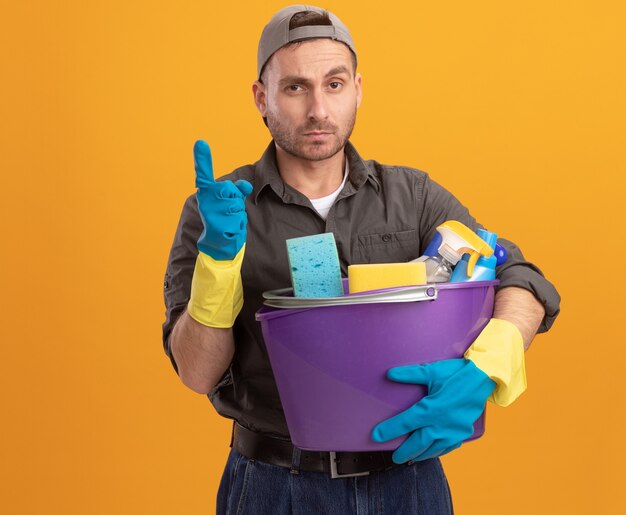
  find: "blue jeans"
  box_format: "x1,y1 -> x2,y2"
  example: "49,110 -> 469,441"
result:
217,449 -> 453,514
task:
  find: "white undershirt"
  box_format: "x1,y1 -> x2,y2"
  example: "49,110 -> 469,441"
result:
309,163 -> 349,220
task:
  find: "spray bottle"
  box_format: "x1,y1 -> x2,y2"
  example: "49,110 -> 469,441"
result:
412,221 -> 494,283
450,228 -> 500,282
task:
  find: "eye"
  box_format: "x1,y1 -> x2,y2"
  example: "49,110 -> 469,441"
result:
287,84 -> 303,92
328,82 -> 343,90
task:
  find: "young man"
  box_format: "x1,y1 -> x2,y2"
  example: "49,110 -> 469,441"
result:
163,6 -> 560,514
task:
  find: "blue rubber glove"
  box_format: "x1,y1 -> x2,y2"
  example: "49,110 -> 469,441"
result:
371,359 -> 496,464
187,140 -> 253,327
193,140 -> 253,261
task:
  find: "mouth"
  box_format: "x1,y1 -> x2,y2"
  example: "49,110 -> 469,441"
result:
303,131 -> 333,137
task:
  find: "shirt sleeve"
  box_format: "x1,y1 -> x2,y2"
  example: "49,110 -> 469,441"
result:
162,194 -> 202,371
418,174 -> 561,333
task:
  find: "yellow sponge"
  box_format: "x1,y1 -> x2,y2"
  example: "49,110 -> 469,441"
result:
348,262 -> 427,293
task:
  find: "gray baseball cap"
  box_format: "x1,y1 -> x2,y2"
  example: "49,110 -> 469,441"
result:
257,5 -> 357,79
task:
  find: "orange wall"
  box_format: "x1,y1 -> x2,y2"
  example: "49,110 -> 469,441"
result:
2,1 -> 625,513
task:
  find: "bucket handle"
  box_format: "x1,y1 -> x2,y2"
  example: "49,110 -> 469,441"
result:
262,284 -> 439,309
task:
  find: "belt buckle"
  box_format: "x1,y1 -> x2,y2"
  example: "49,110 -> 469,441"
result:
328,452 -> 370,479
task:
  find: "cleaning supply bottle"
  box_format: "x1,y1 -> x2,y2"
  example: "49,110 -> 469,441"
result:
422,232 -> 442,257
412,253 -> 453,283
451,229 -> 499,282
494,241 -> 508,266
415,232 -> 451,282
412,221 -> 494,283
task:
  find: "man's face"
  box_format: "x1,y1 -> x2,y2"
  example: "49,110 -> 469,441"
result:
253,39 -> 362,162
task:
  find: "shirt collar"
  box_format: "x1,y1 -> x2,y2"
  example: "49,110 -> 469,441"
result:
251,140 -> 380,205
344,141 -> 381,194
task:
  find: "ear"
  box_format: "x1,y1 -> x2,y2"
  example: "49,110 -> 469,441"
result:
355,73 -> 363,108
252,81 -> 267,117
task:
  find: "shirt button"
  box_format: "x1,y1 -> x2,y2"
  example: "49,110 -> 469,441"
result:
382,234 -> 392,242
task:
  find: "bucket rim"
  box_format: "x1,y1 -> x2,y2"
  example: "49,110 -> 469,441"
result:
255,279 -> 499,321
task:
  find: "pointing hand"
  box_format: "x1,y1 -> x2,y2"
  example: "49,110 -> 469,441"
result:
193,140 -> 253,261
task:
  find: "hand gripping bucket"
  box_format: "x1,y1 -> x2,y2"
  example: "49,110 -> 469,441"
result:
255,279 -> 498,451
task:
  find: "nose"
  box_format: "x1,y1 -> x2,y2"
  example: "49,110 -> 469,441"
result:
307,87 -> 329,121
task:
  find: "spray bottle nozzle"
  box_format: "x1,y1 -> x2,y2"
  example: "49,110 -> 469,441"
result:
436,221 -> 494,277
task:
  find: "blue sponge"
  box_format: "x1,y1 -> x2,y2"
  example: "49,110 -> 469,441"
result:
286,233 -> 344,298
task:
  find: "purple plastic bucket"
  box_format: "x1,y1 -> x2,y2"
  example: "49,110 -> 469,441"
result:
255,280 -> 497,451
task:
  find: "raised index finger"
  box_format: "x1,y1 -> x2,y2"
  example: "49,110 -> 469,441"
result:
193,140 -> 215,188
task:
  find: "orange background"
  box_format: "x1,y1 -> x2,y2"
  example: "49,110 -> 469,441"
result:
2,1 -> 625,513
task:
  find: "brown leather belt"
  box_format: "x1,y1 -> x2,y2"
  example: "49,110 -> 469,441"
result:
231,422 -> 400,479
